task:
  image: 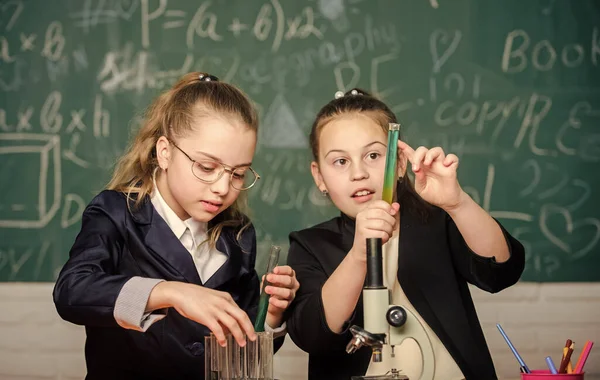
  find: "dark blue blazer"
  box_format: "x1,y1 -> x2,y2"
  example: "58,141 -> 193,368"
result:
53,190 -> 281,380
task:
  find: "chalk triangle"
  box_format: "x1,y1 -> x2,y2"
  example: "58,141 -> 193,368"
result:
260,94 -> 308,148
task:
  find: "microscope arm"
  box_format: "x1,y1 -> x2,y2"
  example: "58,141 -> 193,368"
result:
388,306 -> 435,380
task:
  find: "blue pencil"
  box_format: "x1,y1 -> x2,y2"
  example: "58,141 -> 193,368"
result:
496,323 -> 531,374
545,356 -> 558,374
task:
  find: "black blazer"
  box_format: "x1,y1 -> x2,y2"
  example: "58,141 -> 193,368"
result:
286,205 -> 525,380
53,190 -> 282,380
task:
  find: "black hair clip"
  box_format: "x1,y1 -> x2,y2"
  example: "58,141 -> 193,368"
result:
198,73 -> 219,82
334,88 -> 362,99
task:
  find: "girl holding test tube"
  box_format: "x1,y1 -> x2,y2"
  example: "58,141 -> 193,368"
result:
53,73 -> 299,379
285,88 -> 526,380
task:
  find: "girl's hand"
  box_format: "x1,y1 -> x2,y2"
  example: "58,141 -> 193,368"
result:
263,265 -> 300,327
398,141 -> 465,211
153,282 -> 256,347
350,200 -> 399,262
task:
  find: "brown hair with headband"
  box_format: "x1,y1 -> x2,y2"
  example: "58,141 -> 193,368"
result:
309,88 -> 430,218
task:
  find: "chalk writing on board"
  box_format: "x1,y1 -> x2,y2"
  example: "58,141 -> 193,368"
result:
0,240 -> 50,280
137,0 -> 325,51
41,21 -> 65,62
463,161 -> 599,278
40,91 -> 63,134
97,43 -> 197,93
163,9 -> 187,30
0,86 -> 114,229
1,0 -> 598,284
518,159 -> 592,212
408,90 -> 600,161
19,33 -> 36,52
240,15 -> 398,93
428,72 -> 481,102
63,132 -> 89,168
61,193 -> 86,229
468,157 -> 600,277
0,246 -> 30,280
0,0 -> 24,32
195,49 -> 240,83
520,238 -> 562,277
186,1 -> 223,45
430,29 -> 462,74
334,50 -> 400,96
480,164 -> 534,222
0,134 -> 61,228
501,27 -> 600,73
70,0 -> 139,32
0,37 -> 16,63
556,101 -> 600,161
0,93 -> 111,139
539,204 -> 600,261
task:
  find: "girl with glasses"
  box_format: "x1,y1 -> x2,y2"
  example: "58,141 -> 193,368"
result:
53,72 -> 299,380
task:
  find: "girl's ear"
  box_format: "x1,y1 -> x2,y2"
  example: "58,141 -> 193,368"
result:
156,136 -> 171,170
310,161 -> 327,193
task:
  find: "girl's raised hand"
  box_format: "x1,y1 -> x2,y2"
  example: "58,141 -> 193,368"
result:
398,140 -> 464,211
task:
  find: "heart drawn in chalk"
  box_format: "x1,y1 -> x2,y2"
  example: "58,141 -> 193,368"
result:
430,29 -> 462,73
539,204 -> 600,260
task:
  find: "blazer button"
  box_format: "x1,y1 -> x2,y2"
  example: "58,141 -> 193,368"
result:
186,341 -> 205,356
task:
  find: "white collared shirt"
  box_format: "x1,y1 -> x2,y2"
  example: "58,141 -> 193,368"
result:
113,183 -> 286,336
151,185 -> 228,283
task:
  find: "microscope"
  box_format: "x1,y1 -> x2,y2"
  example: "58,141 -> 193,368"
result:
346,238 -> 435,380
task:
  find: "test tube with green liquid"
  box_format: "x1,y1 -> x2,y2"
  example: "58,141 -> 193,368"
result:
254,245 -> 281,332
382,123 -> 400,204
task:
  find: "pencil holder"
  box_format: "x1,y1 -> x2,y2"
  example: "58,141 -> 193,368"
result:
522,369 -> 584,379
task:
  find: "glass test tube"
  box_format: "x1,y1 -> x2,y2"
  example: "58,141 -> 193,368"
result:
382,123 -> 400,204
254,245 -> 281,332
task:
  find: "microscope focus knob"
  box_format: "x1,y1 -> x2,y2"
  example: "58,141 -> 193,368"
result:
386,306 -> 407,328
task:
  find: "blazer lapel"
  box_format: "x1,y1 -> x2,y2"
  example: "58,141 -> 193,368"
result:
132,198 -> 202,285
203,229 -> 248,289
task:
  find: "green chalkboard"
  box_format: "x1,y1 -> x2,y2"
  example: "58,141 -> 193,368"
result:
1,0 -> 599,282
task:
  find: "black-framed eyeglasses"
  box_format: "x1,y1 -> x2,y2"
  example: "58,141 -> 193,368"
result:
169,140 -> 260,191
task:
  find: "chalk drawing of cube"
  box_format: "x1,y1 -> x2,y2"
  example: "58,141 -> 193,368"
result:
0,134 -> 61,228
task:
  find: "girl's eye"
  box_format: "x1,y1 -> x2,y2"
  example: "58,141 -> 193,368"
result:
196,162 -> 217,172
333,158 -> 348,166
367,152 -> 381,160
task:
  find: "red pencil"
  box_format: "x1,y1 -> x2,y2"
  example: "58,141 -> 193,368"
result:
574,340 -> 594,374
